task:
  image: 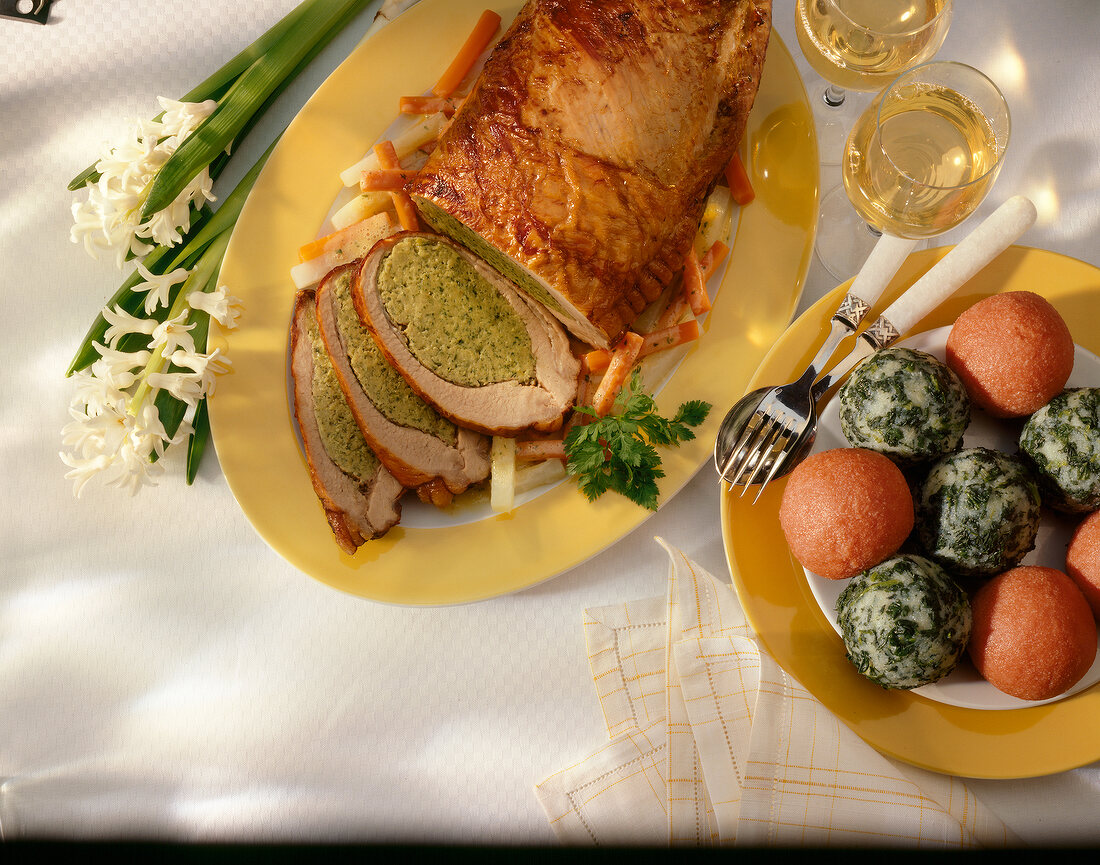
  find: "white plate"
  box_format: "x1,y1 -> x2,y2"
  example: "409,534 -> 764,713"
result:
806,325 -> 1100,710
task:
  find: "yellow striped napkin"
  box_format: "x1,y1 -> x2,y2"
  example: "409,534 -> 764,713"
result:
535,538 -> 1017,848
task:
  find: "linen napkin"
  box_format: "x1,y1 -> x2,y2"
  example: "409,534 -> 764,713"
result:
535,538 -> 1019,848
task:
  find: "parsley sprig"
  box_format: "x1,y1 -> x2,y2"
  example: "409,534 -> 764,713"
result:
564,369 -> 712,510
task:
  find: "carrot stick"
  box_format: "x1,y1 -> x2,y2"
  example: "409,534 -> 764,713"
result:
360,167 -> 418,191
638,320 -> 701,358
699,240 -> 729,281
515,439 -> 567,462
297,219 -> 373,262
565,367 -> 600,435
298,229 -> 338,263
592,331 -> 644,417
372,140 -> 402,169
373,141 -> 420,231
582,349 -> 612,375
725,151 -> 755,206
683,246 -> 711,316
654,290 -> 690,331
399,95 -> 460,115
432,10 -> 502,98
390,196 -> 421,232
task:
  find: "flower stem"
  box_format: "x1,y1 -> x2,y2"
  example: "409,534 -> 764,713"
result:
126,229 -> 231,419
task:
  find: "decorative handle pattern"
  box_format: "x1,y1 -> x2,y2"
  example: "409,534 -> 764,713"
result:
832,292 -> 871,332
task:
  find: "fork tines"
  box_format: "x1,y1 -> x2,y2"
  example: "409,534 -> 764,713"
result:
721,410 -> 798,501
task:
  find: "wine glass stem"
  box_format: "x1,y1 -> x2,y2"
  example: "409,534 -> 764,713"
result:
823,84 -> 847,108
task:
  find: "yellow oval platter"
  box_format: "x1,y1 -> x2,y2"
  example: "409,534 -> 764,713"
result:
211,0 -> 819,605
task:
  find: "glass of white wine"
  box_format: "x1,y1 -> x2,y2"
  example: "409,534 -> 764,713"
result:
817,61 -> 1011,280
795,0 -> 954,164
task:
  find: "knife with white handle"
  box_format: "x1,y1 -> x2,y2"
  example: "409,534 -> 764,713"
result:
813,195 -> 1038,394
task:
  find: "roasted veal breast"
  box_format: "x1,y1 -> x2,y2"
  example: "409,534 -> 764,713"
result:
352,233 -> 580,436
408,0 -> 772,349
289,291 -> 404,553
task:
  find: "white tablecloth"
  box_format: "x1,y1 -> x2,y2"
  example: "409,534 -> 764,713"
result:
2,0 -> 1099,846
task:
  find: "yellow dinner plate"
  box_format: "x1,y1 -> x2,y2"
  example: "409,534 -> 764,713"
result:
722,244 -> 1100,778
212,0 -> 818,605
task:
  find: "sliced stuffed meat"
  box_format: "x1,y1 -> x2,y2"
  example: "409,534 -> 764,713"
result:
289,290 -> 404,552
315,262 -> 491,497
352,233 -> 580,436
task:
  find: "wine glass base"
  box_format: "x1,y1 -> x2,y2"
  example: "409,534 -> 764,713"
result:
814,185 -> 923,282
807,83 -> 870,166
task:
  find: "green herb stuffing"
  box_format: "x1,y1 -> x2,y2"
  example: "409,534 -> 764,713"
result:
563,369 -> 711,511
838,347 -> 969,466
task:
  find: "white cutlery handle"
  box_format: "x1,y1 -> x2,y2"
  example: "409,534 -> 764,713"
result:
847,233 -> 918,309
877,195 -> 1037,337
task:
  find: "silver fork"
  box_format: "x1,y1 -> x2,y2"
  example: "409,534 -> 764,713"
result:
720,338 -> 838,497
717,234 -> 917,498
718,195 -> 1038,503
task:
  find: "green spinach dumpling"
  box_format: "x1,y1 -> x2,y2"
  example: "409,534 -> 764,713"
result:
839,347 -> 970,466
836,554 -> 971,690
916,447 -> 1041,578
1019,387 -> 1100,514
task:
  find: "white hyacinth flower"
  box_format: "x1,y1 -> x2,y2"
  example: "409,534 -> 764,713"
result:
150,311 -> 197,357
134,261 -> 192,315
167,347 -> 232,398
102,304 -> 158,348
144,370 -> 205,408
62,0 -> 383,498
187,284 -> 243,329
66,374 -> 117,422
156,97 -> 212,144
69,98 -> 217,268
89,342 -> 152,383
60,396 -> 169,497
59,253 -> 239,495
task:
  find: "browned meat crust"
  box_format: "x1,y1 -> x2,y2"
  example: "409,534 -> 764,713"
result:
409,0 -> 772,348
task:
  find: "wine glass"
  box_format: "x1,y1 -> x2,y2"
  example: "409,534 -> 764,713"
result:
816,61 -> 1012,280
795,0 -> 954,165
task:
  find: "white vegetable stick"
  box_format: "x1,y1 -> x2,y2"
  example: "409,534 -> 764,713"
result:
290,257 -> 330,290
338,112 -> 448,186
818,195 -> 1037,390
459,457 -> 566,507
330,191 -> 392,230
513,458 -> 566,494
340,151 -> 381,189
490,436 -> 517,513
